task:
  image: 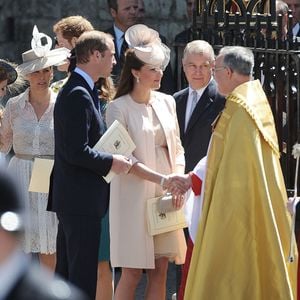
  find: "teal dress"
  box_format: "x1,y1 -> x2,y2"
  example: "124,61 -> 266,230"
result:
99,210 -> 110,261
98,98 -> 110,262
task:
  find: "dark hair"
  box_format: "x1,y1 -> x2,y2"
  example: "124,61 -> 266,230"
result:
75,31 -> 111,64
107,0 -> 118,11
114,49 -> 145,99
0,68 -> 8,83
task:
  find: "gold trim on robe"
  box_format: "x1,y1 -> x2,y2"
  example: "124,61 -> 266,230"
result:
185,80 -> 297,300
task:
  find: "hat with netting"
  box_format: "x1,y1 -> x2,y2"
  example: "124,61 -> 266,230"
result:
124,24 -> 170,70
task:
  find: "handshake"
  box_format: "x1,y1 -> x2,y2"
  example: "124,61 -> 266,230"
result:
160,173 -> 193,210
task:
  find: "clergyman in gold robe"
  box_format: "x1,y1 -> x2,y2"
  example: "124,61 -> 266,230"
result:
184,46 -> 298,300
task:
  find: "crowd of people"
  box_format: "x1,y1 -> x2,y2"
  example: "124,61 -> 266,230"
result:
0,0 -> 300,299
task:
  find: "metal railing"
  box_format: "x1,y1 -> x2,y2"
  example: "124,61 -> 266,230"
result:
174,0 -> 300,190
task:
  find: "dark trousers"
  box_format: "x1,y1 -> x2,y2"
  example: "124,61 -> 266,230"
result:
56,214 -> 101,300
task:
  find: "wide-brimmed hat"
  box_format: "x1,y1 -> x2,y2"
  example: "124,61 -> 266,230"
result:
125,24 -> 170,70
17,25 -> 70,76
0,60 -> 17,85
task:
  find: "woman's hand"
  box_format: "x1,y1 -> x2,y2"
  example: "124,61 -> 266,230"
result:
162,173 -> 192,195
172,193 -> 185,210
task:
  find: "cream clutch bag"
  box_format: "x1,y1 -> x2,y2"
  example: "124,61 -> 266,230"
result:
157,193 -> 178,213
147,194 -> 187,236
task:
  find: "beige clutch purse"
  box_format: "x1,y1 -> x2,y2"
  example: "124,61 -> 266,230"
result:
158,193 -> 179,213
147,194 -> 187,236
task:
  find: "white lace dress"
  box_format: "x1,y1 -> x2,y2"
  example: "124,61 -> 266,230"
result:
0,88 -> 58,254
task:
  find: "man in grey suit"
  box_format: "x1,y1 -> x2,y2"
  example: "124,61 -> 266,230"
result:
173,40 -> 225,298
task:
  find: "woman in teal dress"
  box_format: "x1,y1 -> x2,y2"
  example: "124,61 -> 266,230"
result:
96,76 -> 115,300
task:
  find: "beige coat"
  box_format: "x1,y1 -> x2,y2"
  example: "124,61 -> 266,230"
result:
106,91 -> 185,269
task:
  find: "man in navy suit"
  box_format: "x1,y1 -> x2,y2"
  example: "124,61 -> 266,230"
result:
106,0 -> 139,81
173,40 -> 225,298
48,30 -> 132,299
106,0 -> 175,93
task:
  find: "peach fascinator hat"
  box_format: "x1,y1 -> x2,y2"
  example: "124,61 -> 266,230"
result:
124,24 -> 170,70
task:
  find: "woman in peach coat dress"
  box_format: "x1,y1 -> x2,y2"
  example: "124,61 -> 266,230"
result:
106,24 -> 187,300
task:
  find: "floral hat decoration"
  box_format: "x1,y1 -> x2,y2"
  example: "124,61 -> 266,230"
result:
17,25 -> 70,76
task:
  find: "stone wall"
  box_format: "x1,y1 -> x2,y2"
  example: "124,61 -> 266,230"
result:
0,0 -> 191,64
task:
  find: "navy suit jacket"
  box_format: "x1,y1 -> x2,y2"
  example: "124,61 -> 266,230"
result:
105,27 -> 123,81
174,80 -> 225,172
105,26 -> 175,94
48,72 -> 113,217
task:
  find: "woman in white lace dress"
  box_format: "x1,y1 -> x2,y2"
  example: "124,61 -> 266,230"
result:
0,28 -> 69,270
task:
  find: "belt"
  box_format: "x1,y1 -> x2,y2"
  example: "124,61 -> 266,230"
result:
14,154 -> 54,161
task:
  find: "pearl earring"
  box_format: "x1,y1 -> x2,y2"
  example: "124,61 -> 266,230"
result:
136,77 -> 140,83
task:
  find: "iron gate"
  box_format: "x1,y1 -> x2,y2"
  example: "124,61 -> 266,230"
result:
174,0 -> 300,192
